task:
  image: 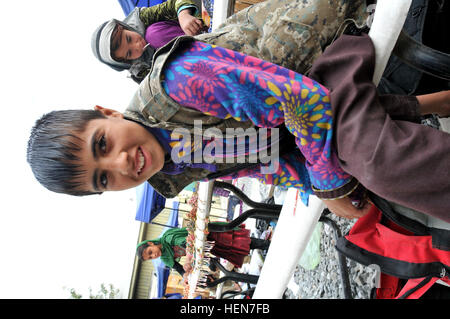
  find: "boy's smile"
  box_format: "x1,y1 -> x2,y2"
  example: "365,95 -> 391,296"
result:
75,106 -> 165,193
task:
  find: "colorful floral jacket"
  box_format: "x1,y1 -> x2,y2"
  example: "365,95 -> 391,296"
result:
124,36 -> 357,202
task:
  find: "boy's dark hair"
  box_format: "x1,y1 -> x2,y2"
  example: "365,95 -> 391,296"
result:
27,109 -> 106,196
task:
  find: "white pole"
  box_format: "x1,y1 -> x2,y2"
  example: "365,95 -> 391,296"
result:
253,190 -> 324,298
212,0 -> 230,31
369,0 -> 413,85
187,181 -> 213,298
253,0 -> 413,299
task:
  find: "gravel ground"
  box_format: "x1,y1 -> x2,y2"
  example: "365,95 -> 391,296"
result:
284,212 -> 378,299
232,177 -> 378,299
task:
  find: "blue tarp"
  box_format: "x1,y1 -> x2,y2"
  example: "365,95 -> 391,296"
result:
135,182 -> 166,223
117,0 -> 164,16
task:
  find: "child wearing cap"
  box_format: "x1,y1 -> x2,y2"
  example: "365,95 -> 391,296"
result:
91,0 -> 205,82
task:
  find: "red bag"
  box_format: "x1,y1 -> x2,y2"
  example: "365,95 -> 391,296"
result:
336,196 -> 450,299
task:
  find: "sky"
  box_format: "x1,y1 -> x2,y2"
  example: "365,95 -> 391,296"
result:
0,0 -> 144,298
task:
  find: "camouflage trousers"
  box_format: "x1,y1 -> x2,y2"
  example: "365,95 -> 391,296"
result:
195,0 -> 369,74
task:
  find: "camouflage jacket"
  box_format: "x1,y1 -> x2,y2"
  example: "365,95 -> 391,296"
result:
124,0 -> 369,198
194,0 -> 368,75
129,0 -> 368,81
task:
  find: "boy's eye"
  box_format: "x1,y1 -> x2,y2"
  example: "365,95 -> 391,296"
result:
99,135 -> 107,153
100,173 -> 108,189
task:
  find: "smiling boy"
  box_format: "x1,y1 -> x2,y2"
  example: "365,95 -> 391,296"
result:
76,106 -> 166,193
27,35 -> 450,221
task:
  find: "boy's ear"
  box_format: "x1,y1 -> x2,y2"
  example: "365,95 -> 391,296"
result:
94,105 -> 124,118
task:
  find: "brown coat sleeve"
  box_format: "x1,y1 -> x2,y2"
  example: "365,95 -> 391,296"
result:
308,34 -> 421,123
308,34 -> 450,222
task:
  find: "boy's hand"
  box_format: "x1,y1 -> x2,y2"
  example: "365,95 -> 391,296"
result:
322,196 -> 371,219
183,262 -> 193,273
178,9 -> 205,35
417,90 -> 450,117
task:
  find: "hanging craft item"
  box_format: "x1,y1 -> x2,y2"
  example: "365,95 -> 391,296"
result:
183,182 -> 216,298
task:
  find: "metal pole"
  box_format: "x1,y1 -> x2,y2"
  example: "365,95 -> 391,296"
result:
319,216 -> 352,299
150,221 -> 177,228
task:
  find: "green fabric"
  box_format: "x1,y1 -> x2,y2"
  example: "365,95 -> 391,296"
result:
137,227 -> 188,268
139,0 -> 199,27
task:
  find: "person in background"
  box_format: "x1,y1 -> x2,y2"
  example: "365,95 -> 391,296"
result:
136,227 -> 270,277
91,0 -> 205,82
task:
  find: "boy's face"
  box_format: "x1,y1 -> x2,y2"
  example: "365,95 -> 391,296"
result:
74,106 -> 165,193
114,29 -> 146,61
142,243 -> 162,260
